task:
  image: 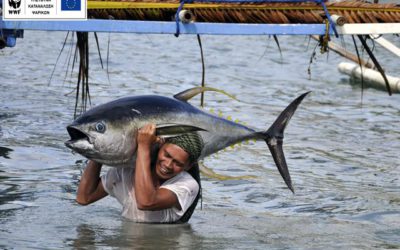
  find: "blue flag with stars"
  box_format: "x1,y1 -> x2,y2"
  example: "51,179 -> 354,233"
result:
61,0 -> 81,11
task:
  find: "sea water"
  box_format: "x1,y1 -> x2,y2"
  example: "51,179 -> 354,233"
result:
0,21 -> 399,249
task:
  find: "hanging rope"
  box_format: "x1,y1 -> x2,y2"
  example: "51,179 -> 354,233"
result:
197,34 -> 206,107
357,35 -> 392,96
175,0 -> 187,37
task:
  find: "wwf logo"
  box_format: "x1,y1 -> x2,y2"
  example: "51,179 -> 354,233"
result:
8,0 -> 22,9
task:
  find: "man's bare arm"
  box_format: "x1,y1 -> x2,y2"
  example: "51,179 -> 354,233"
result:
76,160 -> 108,205
134,124 -> 180,211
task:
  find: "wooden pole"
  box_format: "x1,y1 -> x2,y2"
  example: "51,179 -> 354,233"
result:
311,35 -> 374,69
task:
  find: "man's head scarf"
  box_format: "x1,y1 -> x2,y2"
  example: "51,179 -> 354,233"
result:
167,133 -> 204,163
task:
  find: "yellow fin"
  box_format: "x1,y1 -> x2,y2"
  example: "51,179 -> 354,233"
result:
200,162 -> 257,181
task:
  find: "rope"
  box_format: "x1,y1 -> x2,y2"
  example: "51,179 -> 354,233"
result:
175,0 -> 186,36
320,0 -> 337,37
197,34 -> 206,107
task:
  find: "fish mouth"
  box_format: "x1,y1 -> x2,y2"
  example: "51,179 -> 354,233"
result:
65,125 -> 91,148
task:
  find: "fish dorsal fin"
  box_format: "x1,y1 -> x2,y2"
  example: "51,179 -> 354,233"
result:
173,87 -> 238,102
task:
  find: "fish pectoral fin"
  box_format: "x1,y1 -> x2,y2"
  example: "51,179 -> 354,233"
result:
173,87 -> 238,102
155,123 -> 207,137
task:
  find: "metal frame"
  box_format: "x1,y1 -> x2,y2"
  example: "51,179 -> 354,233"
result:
1,18 -> 400,48
1,19 -> 329,34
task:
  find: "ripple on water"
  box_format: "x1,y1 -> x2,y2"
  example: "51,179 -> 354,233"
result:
0,172 -> 36,222
375,228 -> 400,248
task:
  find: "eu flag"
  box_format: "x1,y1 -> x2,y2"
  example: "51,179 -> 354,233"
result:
61,0 -> 81,11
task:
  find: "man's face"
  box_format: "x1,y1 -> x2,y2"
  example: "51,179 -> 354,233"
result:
155,143 -> 190,180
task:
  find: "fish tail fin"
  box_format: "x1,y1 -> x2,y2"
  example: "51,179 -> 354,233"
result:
262,92 -> 310,193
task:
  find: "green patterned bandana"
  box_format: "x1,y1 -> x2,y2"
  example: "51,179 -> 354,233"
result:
167,133 -> 204,163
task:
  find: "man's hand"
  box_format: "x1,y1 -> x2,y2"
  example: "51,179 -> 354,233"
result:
137,123 -> 163,148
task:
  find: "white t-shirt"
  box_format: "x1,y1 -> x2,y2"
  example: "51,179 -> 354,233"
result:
101,167 -> 199,223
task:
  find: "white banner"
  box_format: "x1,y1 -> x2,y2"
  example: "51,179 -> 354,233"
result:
2,0 -> 87,20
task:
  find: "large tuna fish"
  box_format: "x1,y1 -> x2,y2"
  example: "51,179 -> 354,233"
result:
65,88 -> 310,192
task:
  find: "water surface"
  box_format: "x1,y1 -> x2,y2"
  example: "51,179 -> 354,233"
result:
0,26 -> 399,249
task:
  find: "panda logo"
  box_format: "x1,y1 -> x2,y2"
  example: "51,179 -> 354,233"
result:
8,0 -> 21,9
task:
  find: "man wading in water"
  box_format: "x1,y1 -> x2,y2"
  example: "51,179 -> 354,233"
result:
76,123 -> 203,223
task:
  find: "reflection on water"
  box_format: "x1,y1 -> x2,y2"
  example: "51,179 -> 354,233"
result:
0,168 -> 36,221
0,146 -> 13,159
0,29 -> 399,249
70,221 -> 195,249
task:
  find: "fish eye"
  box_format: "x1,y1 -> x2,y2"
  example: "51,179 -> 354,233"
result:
95,122 -> 106,133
